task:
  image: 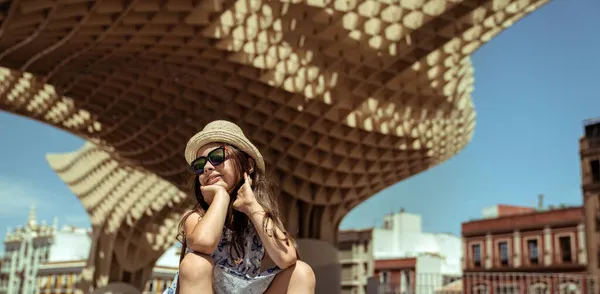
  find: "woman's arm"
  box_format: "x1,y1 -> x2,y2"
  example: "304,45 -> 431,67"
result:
184,190 -> 230,254
246,203 -> 298,269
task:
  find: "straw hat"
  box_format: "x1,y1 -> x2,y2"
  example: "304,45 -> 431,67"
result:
184,120 -> 265,173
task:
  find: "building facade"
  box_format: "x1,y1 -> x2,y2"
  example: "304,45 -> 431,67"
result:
0,206 -> 57,294
581,118 -> 600,283
0,207 -> 178,294
338,229 -> 374,294
338,210 -> 462,294
462,205 -> 590,293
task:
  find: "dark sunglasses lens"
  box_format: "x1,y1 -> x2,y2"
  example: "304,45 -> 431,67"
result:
209,148 -> 225,165
191,158 -> 206,174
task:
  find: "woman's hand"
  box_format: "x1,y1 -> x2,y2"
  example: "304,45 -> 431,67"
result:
233,172 -> 262,215
201,184 -> 229,205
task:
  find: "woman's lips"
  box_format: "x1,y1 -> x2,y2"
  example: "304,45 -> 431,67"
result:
207,175 -> 222,185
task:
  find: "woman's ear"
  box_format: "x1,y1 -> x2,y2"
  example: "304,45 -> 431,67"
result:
248,157 -> 255,174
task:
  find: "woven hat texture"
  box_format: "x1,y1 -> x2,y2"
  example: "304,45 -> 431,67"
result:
184,120 -> 265,173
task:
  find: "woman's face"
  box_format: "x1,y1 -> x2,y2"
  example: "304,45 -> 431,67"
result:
195,143 -> 240,195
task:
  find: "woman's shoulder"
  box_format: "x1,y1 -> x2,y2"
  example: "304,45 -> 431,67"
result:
185,208 -> 205,215
180,208 -> 205,228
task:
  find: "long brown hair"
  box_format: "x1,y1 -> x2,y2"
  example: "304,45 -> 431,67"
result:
176,144 -> 298,264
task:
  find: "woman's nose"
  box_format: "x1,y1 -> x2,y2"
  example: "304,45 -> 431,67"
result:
204,161 -> 215,173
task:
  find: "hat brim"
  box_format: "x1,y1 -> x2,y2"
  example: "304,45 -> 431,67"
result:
184,130 -> 266,173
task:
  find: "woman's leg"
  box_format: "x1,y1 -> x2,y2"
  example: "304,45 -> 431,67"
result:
178,252 -> 214,294
265,261 -> 316,294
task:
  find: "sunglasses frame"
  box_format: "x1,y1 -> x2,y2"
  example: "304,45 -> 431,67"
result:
190,145 -> 228,175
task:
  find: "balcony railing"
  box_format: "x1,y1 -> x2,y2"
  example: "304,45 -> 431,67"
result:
371,271 -> 597,294
339,250 -> 355,261
582,138 -> 600,151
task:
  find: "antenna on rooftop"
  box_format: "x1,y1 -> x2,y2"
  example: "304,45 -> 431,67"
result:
53,217 -> 58,231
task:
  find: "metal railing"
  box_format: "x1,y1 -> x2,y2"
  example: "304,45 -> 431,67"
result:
371,272 -> 597,294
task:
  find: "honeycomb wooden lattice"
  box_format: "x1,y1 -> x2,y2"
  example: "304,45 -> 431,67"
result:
0,0 -> 548,290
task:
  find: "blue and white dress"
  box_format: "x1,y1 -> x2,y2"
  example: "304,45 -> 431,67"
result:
163,223 -> 282,294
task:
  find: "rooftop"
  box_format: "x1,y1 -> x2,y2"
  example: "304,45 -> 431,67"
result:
3,208 -> 180,268
584,117 -> 600,127
584,118 -> 600,139
45,226 -> 179,268
462,206 -> 582,236
155,245 -> 181,268
5,205 -> 57,243
48,226 -> 92,263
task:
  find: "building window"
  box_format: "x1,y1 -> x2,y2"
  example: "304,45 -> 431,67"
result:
380,271 -> 390,284
148,280 -> 154,292
40,276 -> 48,288
592,160 -> 600,184
529,282 -> 549,294
472,244 -> 482,267
61,275 -> 67,288
559,236 -> 573,263
528,239 -> 539,265
473,284 -> 488,294
496,285 -> 520,294
498,241 -> 509,266
383,220 -> 392,229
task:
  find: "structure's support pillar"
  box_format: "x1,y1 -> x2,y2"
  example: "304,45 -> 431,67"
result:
75,228 -> 162,293
297,239 -> 340,294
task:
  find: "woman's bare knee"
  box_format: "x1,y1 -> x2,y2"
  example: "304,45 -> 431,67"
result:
266,261 -> 316,294
179,252 -> 214,282
290,261 -> 315,288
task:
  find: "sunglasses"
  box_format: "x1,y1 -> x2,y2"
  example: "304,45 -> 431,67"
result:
190,146 -> 228,175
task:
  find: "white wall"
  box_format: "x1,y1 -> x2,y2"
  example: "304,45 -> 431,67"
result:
372,212 -> 463,276
482,206 -> 499,219
416,255 -> 444,290
372,229 -> 396,258
416,254 -> 443,274
392,212 -> 422,233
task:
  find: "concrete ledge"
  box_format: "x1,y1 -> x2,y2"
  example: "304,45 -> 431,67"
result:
90,283 -> 141,294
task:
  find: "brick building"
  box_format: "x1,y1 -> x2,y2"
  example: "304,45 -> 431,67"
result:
462,205 -> 589,293
374,257 -> 417,293
581,118 -> 600,283
481,204 -> 537,219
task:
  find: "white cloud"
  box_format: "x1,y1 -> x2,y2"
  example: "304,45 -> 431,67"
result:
0,176 -> 57,217
0,176 -> 89,229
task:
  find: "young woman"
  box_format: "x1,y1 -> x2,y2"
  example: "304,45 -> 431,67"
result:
164,120 -> 316,294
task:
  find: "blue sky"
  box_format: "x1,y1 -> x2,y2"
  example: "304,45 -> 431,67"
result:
1,0 -> 599,254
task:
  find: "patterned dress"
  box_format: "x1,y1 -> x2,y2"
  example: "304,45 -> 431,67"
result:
163,223 -> 282,294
